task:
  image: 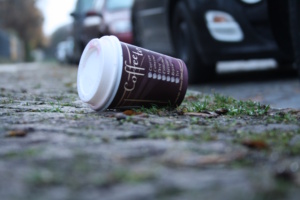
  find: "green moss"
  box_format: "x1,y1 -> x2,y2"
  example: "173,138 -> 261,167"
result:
136,105 -> 163,115
33,83 -> 41,89
133,93 -> 270,118
266,112 -> 298,124
61,102 -> 74,107
148,131 -> 194,141
0,98 -> 14,104
64,114 -> 82,120
52,95 -> 65,101
3,148 -> 41,159
99,170 -> 155,185
148,125 -> 216,142
26,170 -> 63,186
289,143 -> 300,155
230,158 -> 255,168
40,106 -> 63,113
183,93 -> 270,116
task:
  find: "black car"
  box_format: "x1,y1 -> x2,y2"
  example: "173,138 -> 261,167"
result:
132,0 -> 292,83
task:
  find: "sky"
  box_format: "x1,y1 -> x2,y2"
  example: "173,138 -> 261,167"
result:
36,0 -> 76,36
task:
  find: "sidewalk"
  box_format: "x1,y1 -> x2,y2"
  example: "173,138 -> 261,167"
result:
0,63 -> 300,200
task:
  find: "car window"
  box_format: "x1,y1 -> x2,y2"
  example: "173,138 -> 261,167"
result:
106,0 -> 134,11
94,0 -> 105,10
75,0 -> 96,13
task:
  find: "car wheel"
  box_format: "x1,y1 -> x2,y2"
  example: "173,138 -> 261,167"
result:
172,1 -> 215,83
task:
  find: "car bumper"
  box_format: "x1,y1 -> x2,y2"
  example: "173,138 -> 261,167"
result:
189,0 -> 288,63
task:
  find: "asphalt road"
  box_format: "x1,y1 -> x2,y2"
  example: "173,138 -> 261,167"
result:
190,66 -> 300,109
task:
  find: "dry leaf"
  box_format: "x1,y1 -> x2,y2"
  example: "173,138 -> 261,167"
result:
242,139 -> 269,150
123,110 -> 142,116
6,130 -> 27,137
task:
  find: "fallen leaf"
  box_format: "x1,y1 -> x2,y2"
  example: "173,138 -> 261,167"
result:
241,139 -> 269,150
6,130 -> 27,137
123,110 -> 142,116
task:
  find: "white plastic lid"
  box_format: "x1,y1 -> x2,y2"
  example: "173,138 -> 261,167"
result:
77,36 -> 123,111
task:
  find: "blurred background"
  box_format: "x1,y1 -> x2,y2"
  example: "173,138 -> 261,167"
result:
0,0 -> 135,64
0,0 -> 298,74
0,1 -> 294,62
0,0 -> 75,63
0,0 -> 299,108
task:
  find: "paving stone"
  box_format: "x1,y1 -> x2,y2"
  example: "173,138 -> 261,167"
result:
0,63 -> 300,200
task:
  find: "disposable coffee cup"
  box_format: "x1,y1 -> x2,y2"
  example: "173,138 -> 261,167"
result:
77,36 -> 188,111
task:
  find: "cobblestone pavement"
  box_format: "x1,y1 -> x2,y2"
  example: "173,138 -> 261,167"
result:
0,63 -> 300,200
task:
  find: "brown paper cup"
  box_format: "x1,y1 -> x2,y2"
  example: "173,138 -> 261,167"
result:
77,36 -> 188,111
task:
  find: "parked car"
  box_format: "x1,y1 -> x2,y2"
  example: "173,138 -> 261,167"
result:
131,0 -> 292,83
70,0 -> 96,63
70,0 -> 133,63
83,0 -> 134,45
56,37 -> 74,64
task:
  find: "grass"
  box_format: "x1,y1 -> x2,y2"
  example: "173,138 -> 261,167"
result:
147,123 -> 216,142
136,104 -> 164,115
26,169 -> 63,186
134,93 -> 271,117
183,93 -> 270,116
138,93 -> 300,157
40,106 -> 63,113
24,157 -> 155,189
0,99 -> 14,104
266,112 -> 298,124
3,148 -> 41,159
148,131 -> 216,142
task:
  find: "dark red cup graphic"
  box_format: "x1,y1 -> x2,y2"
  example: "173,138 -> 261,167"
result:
77,36 -> 188,111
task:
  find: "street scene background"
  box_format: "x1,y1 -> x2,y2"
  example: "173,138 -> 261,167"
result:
0,0 -> 300,199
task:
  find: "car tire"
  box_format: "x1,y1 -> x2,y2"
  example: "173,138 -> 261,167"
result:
172,1 -> 215,84
268,0 -> 300,78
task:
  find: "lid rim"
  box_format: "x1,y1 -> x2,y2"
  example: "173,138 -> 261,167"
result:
77,36 -> 123,111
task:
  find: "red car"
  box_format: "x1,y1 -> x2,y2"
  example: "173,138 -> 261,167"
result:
82,0 -> 133,45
